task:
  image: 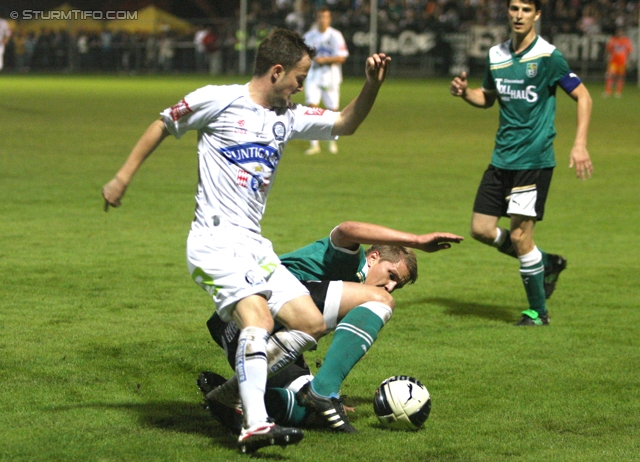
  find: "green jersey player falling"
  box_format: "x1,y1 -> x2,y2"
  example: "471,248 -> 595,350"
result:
202,222 -> 462,431
450,0 -> 593,326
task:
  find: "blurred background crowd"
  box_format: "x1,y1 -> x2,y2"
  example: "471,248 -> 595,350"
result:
1,0 -> 638,77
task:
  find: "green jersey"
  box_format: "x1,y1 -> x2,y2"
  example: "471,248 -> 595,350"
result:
482,36 -> 571,170
279,236 -> 366,283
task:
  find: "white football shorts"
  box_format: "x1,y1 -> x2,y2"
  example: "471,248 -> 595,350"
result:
187,228 -> 309,322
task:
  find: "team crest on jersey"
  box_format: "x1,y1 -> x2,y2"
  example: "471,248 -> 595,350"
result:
169,98 -> 192,121
304,108 -> 326,116
273,122 -> 286,141
526,63 -> 538,78
245,270 -> 266,287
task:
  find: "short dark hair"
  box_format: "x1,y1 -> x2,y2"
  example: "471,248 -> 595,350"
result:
365,245 -> 419,287
507,0 -> 541,11
253,28 -> 316,77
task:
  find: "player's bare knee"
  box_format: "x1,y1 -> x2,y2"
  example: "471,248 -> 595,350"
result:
369,288 -> 395,310
509,230 -> 534,256
510,229 -> 526,247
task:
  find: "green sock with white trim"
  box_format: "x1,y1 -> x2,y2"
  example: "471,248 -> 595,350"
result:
519,247 -> 547,317
265,387 -> 310,426
311,306 -> 385,398
540,248 -> 549,268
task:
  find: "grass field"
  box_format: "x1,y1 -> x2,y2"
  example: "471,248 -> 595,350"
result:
1,73 -> 639,462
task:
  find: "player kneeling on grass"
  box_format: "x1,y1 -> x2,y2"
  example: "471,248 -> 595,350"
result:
197,221 -> 463,434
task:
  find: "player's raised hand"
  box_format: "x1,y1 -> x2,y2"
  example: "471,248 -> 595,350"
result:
450,71 -> 468,97
415,232 -> 464,253
102,176 -> 128,211
365,53 -> 391,85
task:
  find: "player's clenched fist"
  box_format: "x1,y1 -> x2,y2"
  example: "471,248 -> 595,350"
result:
102,176 -> 127,211
365,53 -> 391,84
450,71 -> 468,97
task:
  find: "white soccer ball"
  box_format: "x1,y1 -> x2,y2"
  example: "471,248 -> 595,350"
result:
373,375 -> 431,431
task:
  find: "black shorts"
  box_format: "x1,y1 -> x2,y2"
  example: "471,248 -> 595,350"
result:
206,280 -> 330,388
473,165 -> 554,221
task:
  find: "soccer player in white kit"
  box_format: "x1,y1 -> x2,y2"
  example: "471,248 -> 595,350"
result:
0,16 -> 12,71
102,28 -> 391,453
303,7 -> 349,155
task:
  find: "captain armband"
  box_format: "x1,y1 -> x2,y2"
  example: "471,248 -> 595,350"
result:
558,71 -> 582,94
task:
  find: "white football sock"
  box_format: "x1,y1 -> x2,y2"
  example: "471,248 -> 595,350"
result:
236,326 -> 270,428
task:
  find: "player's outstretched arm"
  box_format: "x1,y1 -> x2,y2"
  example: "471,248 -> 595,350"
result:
331,53 -> 391,137
450,71 -> 496,108
331,221 -> 463,253
567,83 -> 593,180
315,55 -> 347,66
102,119 -> 170,211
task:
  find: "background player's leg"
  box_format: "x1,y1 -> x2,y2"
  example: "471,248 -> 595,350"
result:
325,88 -> 340,154
305,84 -> 322,155
510,217 -> 547,325
615,74 -> 625,97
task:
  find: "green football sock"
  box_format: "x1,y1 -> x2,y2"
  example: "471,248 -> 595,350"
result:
519,248 -> 547,317
264,387 -> 309,426
311,306 -> 384,398
540,248 -> 549,268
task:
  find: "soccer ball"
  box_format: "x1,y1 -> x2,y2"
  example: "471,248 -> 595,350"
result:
373,375 -> 431,431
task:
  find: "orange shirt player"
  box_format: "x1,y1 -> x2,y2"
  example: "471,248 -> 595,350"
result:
604,27 -> 633,97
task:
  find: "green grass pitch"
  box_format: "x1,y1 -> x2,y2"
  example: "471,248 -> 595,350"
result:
0,73 -> 638,461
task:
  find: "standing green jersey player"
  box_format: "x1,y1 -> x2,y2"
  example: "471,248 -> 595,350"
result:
450,0 -> 593,326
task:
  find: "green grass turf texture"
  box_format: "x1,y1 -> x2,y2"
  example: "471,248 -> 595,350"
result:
0,73 -> 638,462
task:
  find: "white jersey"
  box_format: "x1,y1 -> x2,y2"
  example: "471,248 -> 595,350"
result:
0,19 -> 10,43
0,18 -> 10,70
304,26 -> 349,88
161,84 -> 339,235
